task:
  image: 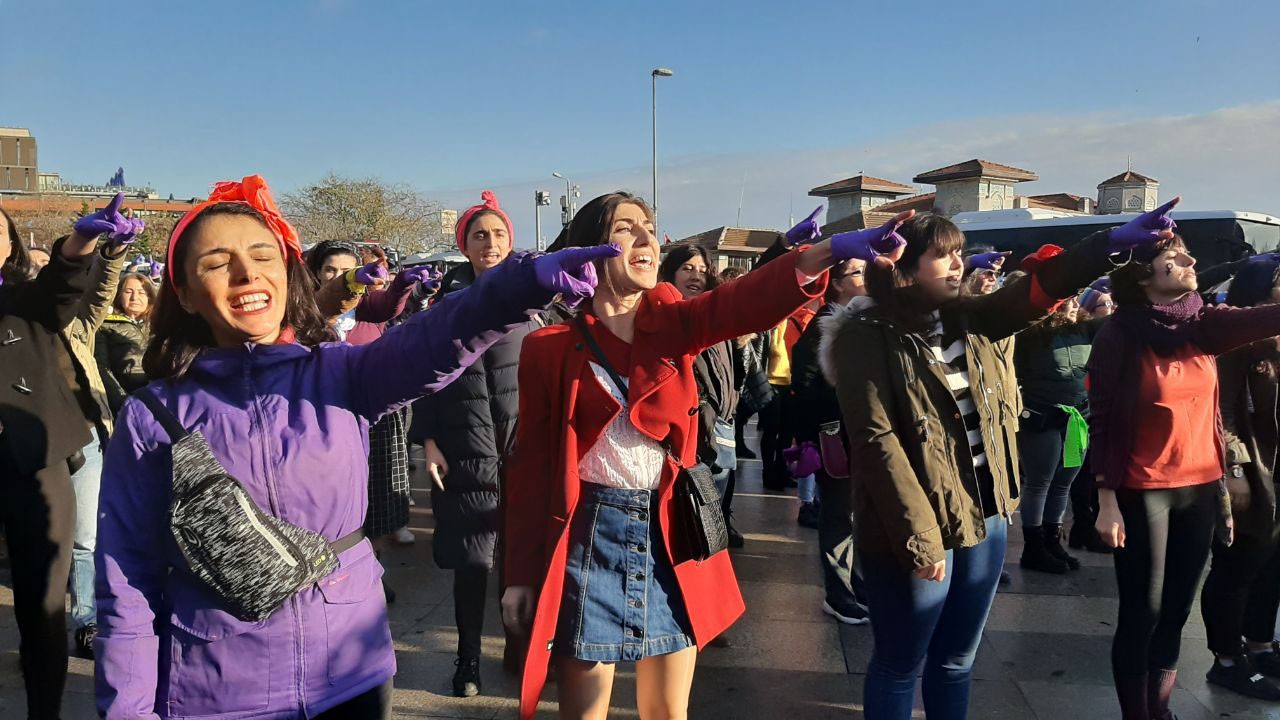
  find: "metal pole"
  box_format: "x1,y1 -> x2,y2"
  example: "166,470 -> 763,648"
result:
652,72 -> 658,235
535,202 -> 542,251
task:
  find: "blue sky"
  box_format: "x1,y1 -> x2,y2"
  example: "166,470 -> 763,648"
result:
4,0 -> 1279,244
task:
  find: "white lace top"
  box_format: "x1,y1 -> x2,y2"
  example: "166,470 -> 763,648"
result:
577,362 -> 666,490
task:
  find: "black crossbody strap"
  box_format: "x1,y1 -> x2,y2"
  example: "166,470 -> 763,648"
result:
573,314 -> 686,466
573,315 -> 629,398
135,388 -> 191,442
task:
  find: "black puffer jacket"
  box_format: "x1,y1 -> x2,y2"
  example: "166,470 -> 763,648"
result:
418,262 -> 543,570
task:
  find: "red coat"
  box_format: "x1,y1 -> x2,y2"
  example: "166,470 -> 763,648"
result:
504,252 -> 827,718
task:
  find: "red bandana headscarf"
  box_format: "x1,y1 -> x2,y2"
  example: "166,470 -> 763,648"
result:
166,175 -> 302,285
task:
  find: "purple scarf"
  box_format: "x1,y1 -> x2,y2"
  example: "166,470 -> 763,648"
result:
1112,292 -> 1204,357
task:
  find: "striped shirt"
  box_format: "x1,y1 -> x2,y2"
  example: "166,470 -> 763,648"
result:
927,315 -> 987,468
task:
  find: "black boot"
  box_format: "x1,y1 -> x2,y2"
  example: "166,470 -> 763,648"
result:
1020,526 -> 1069,574
1043,523 -> 1080,570
453,656 -> 482,697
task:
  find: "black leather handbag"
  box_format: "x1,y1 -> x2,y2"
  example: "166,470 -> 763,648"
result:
573,316 -> 729,562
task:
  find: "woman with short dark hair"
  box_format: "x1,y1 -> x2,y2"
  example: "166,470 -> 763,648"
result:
1090,224 -> 1280,718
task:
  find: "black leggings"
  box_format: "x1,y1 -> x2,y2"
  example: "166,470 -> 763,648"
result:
1201,527 -> 1280,656
315,680 -> 393,719
0,462 -> 75,720
758,388 -> 790,485
455,567 -> 489,659
1112,483 -> 1217,679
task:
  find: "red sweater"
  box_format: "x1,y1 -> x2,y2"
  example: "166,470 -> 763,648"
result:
1124,346 -> 1222,489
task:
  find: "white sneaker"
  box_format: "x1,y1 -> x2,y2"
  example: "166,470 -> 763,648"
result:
394,527 -> 416,545
822,599 -> 870,625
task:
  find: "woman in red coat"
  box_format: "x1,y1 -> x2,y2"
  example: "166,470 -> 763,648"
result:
501,194 -> 899,719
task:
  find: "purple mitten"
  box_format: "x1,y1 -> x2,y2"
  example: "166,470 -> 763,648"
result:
73,192 -> 145,247
783,442 -> 822,479
353,260 -> 389,286
831,215 -> 909,263
784,206 -> 824,247
533,244 -> 621,307
1108,197 -> 1179,254
967,251 -> 1010,272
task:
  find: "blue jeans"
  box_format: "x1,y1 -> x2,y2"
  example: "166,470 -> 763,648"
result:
69,433 -> 102,629
1017,423 -> 1081,527
861,514 -> 1007,720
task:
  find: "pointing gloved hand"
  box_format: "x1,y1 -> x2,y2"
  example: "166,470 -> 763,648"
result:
352,260 -> 389,288
967,251 -> 1010,272
399,265 -> 443,294
784,206 -> 824,247
73,192 -> 145,247
1108,197 -> 1179,255
831,210 -> 914,264
534,244 -> 622,307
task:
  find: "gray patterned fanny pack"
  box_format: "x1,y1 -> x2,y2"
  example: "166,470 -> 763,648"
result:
136,390 -> 364,621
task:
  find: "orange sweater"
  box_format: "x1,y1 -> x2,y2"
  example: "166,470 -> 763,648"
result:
1124,345 -> 1223,490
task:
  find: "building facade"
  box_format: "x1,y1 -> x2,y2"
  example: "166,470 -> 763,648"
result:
0,128 -> 38,193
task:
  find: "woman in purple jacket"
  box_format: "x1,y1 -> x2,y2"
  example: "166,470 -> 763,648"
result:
94,175 -> 615,719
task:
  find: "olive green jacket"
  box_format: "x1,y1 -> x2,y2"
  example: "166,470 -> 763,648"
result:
61,246 -> 128,439
821,231 -> 1113,571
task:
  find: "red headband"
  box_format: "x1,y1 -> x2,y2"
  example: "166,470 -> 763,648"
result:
455,190 -> 513,252
167,174 -> 301,284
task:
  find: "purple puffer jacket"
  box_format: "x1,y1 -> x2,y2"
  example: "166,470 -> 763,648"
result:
95,254 -> 551,719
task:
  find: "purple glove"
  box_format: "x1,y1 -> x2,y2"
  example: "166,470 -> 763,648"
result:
784,206 -> 824,247
783,442 -> 822,479
1089,277 -> 1112,293
967,251 -> 1010,272
73,192 -> 145,247
400,265 -> 442,293
149,261 -> 164,280
353,260 -> 389,287
533,244 -> 622,307
1108,197 -> 1179,253
831,214 -> 909,263
1248,252 -> 1280,264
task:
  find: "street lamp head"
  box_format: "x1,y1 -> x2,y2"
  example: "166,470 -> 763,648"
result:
552,172 -> 565,180
652,67 -> 674,77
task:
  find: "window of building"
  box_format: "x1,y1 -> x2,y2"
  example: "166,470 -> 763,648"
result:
1127,196 -> 1143,209
1107,197 -> 1121,210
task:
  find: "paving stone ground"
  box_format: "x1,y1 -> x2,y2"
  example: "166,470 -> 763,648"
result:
3,428 -> 1280,718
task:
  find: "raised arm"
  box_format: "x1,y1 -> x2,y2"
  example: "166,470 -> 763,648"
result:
353,272 -> 416,324
343,248 -> 611,421
1194,303 -> 1280,356
0,236 -> 94,331
94,399 -> 170,720
1216,345 -> 1253,466
650,249 -> 827,357
78,246 -> 128,331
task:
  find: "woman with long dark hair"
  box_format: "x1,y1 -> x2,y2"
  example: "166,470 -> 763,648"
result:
501,193 -> 893,719
96,271 -> 157,415
93,175 -> 613,719
1090,226 -> 1280,719
824,202 -> 1179,719
1,199 -> 140,720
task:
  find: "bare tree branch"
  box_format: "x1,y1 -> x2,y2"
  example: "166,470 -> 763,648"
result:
281,174 -> 453,256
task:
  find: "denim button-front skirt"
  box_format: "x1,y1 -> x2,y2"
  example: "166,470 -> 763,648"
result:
554,484 -> 694,662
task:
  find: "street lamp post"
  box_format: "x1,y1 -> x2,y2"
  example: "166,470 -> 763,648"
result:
651,67 -> 674,237
551,172 -> 579,228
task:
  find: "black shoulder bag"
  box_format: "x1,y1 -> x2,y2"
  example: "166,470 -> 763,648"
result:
136,390 -> 365,621
573,315 -> 729,562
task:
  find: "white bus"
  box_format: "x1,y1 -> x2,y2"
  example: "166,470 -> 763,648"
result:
951,208 -> 1280,268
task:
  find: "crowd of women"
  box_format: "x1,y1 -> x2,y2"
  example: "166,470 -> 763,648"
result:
0,175 -> 1277,720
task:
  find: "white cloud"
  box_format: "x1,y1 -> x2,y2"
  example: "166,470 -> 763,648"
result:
432,100 -> 1280,248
